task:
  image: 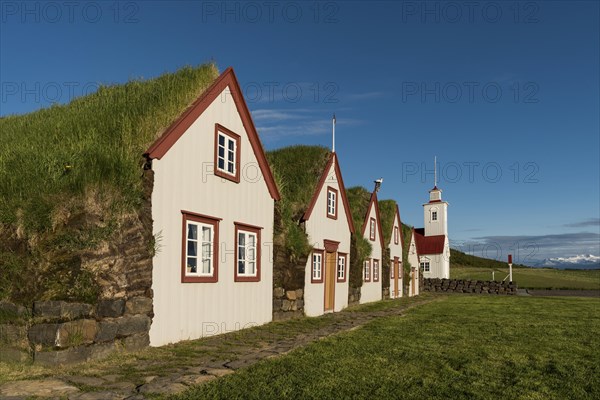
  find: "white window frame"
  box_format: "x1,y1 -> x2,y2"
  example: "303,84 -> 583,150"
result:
420,261 -> 430,272
394,226 -> 399,244
327,188 -> 337,217
432,211 -> 438,221
373,259 -> 380,281
217,131 -> 237,177
237,230 -> 257,278
185,221 -> 214,277
337,254 -> 346,281
312,252 -> 323,281
370,218 -> 376,241
364,259 -> 371,281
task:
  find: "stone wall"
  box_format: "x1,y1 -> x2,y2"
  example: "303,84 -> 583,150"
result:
0,169 -> 155,365
348,287 -> 361,306
422,278 -> 518,294
273,287 -> 304,320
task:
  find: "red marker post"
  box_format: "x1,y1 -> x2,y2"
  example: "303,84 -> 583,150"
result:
508,254 -> 513,282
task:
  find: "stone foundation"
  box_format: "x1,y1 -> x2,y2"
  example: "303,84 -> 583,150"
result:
272,287 -> 304,320
423,278 -> 517,294
348,287 -> 361,306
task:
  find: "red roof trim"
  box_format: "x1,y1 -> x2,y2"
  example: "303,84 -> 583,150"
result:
361,191 -> 384,246
145,67 -> 280,201
429,199 -> 443,203
413,228 -> 445,255
302,152 -> 355,233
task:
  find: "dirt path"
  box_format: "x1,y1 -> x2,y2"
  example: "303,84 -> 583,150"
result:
0,296 -> 440,400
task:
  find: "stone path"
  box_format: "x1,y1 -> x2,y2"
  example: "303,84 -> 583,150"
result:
0,297 -> 437,399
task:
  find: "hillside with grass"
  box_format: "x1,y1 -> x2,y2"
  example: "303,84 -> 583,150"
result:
345,187 -> 373,288
450,249 -> 599,289
0,63 -> 220,304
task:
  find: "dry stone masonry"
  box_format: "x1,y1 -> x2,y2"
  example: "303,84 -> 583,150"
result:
422,278 -> 517,294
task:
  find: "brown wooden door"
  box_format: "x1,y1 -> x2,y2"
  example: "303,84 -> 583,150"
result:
324,251 -> 336,311
393,257 -> 399,298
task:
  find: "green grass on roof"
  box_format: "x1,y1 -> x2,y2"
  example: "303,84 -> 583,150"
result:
266,145 -> 331,218
346,186 -> 371,234
0,63 -> 220,232
378,199 -> 397,245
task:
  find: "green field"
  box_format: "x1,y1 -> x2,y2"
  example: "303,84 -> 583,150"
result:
174,296 -> 600,400
451,266 -> 600,290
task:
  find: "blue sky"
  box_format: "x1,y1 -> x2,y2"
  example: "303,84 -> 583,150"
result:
1,1 -> 599,266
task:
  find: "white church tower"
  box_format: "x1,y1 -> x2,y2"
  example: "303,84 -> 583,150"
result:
408,157 -> 450,279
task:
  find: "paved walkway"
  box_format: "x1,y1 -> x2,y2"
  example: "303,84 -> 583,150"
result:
0,296 -> 437,400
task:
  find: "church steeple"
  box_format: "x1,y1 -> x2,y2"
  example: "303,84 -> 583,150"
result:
423,156 -> 448,237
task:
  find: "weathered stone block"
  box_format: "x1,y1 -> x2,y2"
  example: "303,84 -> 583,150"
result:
281,300 -> 292,312
33,301 -> 92,321
29,323 -> 59,346
273,287 -> 285,298
0,324 -> 27,345
0,301 -> 28,320
95,320 -> 118,343
125,296 -> 153,315
116,315 -> 151,337
34,345 -> 90,365
88,341 -> 118,361
273,299 -> 283,311
56,319 -> 97,348
296,299 -> 304,309
0,346 -> 30,362
295,289 -> 304,299
97,299 -> 125,318
121,333 -> 150,351
286,291 -> 297,300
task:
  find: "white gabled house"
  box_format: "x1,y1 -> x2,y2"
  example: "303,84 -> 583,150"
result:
408,185 -> 450,280
360,190 -> 384,304
387,204 -> 404,298
144,67 -> 280,346
303,152 -> 355,316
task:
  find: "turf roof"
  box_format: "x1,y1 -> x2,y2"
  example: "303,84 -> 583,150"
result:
0,63 -> 220,232
346,186 -> 372,235
266,145 -> 331,219
378,199 -> 398,245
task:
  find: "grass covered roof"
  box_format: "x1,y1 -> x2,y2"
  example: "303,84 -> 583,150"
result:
378,199 -> 398,245
266,145 -> 331,220
346,186 -> 371,234
0,63 -> 220,233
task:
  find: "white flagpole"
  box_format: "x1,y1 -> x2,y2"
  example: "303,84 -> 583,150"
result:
332,113 -> 336,152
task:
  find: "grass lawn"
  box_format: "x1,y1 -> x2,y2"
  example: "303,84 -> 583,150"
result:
173,296 -> 600,400
451,266 -> 600,290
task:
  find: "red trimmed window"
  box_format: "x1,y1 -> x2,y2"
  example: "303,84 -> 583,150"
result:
214,124 -> 240,183
234,222 -> 262,282
337,253 -> 347,282
394,226 -> 399,245
327,187 -> 338,219
311,250 -> 324,283
373,259 -> 380,282
181,211 -> 220,283
369,217 -> 376,241
363,259 -> 371,282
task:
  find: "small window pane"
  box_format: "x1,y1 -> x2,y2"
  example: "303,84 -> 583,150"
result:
228,139 -> 234,151
239,233 -> 245,246
202,226 -> 211,242
202,259 -> 211,274
187,257 -> 197,273
219,135 -> 225,146
188,223 -> 197,240
187,241 -> 197,257
238,260 -> 245,274
248,261 -> 255,274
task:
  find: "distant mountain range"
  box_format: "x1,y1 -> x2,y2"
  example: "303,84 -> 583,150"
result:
538,254 -> 600,270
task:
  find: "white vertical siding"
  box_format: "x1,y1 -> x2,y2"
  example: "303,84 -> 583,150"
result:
423,202 -> 448,237
360,200 -> 383,304
304,159 -> 351,317
150,85 -> 274,346
388,212 -> 403,298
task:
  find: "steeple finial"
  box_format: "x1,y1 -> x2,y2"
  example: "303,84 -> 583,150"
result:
434,156 -> 437,188
332,113 -> 336,152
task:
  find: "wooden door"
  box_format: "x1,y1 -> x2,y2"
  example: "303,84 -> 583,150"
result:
393,257 -> 399,298
324,251 -> 336,311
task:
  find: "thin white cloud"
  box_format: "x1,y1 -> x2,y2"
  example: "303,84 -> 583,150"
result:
345,91 -> 386,101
